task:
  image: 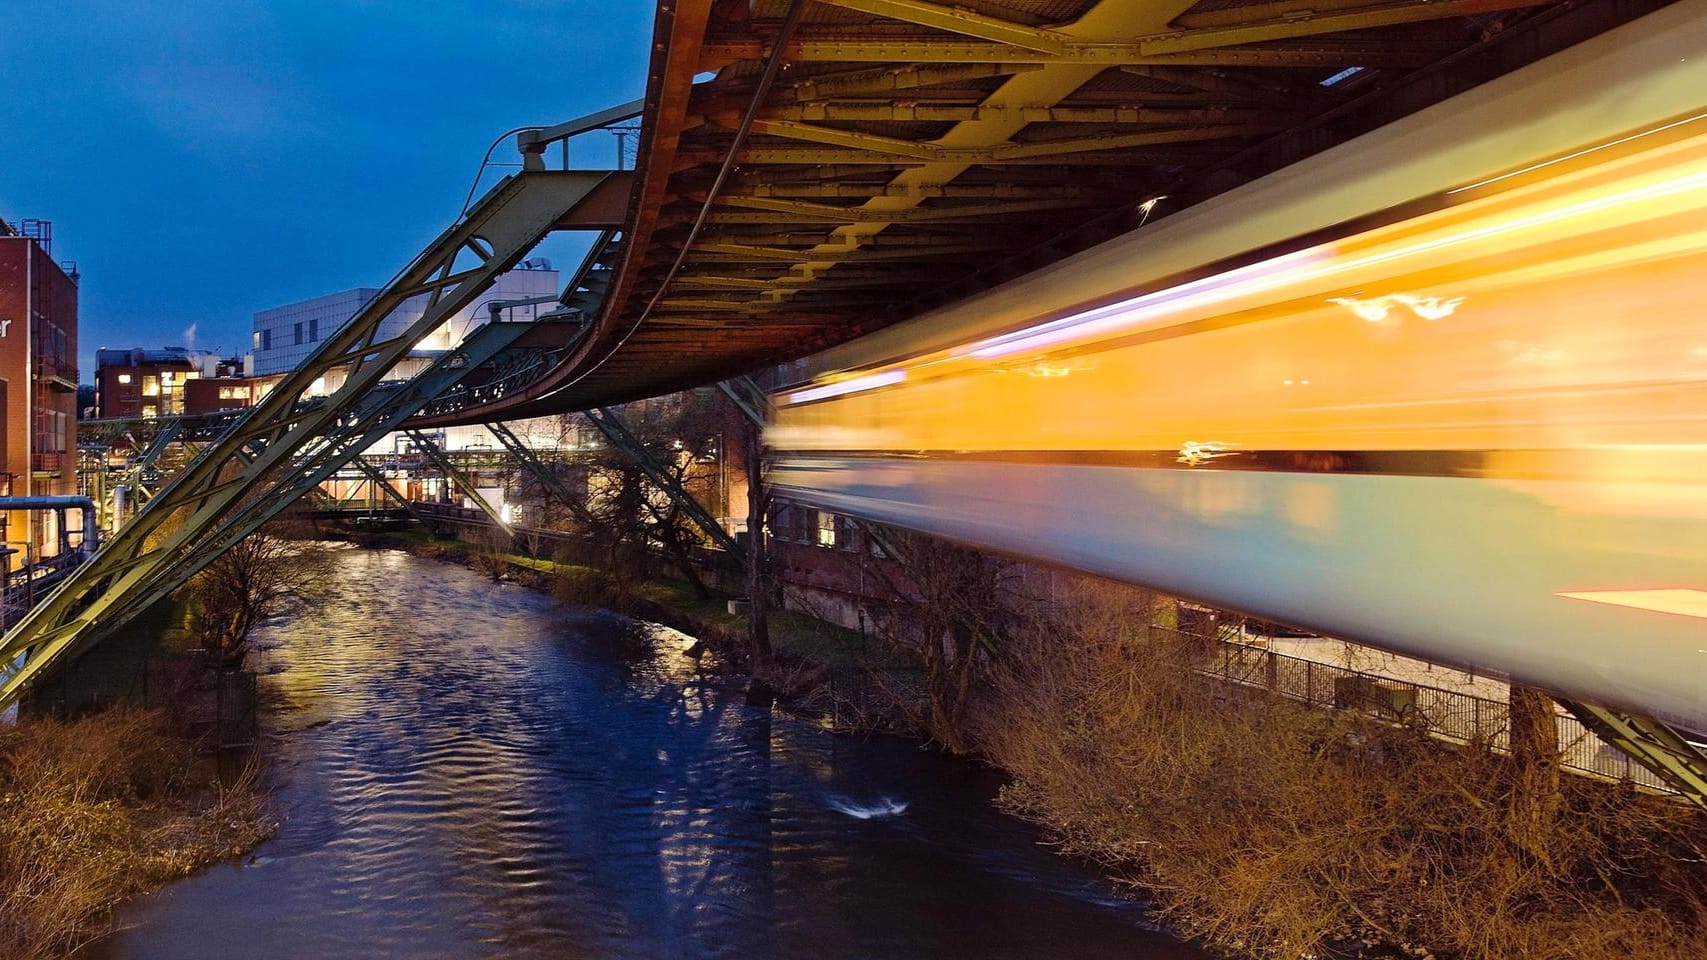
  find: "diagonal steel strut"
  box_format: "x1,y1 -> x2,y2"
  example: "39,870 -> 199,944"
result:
0,171 -> 612,707
582,406 -> 745,563
1558,699 -> 1707,809
486,420 -> 598,528
405,430 -> 512,534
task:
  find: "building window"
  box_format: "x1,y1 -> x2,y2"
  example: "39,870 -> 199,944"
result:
817,511 -> 837,548
141,404 -> 157,419
837,515 -> 859,553
309,317 -> 319,341
294,322 -> 304,346
142,376 -> 159,397
117,373 -> 132,385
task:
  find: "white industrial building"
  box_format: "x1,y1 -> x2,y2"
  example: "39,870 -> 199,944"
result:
250,259 -> 559,377
249,260 -> 565,456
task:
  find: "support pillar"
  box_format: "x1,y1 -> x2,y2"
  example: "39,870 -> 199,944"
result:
1508,684 -> 1561,846
744,417 -> 771,663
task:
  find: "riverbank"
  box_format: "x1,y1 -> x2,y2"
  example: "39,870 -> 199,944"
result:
4,598 -> 276,960
337,527 -> 878,711
0,709 -> 273,960
83,546 -> 1203,960
336,523 -> 1707,960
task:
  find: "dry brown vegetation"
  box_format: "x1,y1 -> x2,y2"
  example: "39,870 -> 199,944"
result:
977,582 -> 1707,960
0,710 -> 274,959
469,524 -> 516,581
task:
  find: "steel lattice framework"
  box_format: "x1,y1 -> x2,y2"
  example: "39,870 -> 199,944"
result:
0,171 -> 616,706
413,0 -> 1671,426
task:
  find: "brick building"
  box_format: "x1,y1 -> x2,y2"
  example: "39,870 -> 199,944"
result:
94,347 -> 246,419
0,218 -> 80,557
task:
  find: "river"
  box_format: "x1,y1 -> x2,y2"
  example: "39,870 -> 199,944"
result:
85,548 -> 1206,959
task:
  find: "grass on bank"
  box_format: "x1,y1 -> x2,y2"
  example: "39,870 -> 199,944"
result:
0,710 -> 273,960
514,554 -> 866,667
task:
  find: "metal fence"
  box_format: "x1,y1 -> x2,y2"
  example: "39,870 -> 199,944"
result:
1156,625 -> 1674,794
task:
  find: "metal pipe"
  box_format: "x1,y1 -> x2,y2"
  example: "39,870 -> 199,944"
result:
0,497 -> 100,554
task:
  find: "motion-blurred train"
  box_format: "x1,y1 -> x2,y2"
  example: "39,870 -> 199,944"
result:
767,0 -> 1707,732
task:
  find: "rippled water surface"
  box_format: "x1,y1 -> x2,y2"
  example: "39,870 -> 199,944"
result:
87,549 -> 1205,960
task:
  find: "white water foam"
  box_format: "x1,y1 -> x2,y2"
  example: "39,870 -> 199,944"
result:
825,794 -> 909,819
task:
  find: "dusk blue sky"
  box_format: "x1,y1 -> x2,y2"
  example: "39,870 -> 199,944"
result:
0,1 -> 654,381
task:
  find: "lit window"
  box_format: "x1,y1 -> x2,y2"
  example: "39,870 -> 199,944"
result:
160,371 -> 174,384
142,377 -> 159,397
817,511 -> 837,548
141,405 -> 157,419
233,386 -> 249,399
116,373 -> 131,385
218,386 -> 235,399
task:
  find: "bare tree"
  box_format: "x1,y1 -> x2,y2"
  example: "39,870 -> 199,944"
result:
861,526 -> 1015,753
581,391 -> 732,599
191,530 -> 335,667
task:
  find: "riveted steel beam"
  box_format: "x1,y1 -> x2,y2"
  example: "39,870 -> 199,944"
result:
728,0 -> 1541,64
701,36 -> 1459,69
814,0 -> 1069,54
687,240 -> 1009,262
677,145 -> 1226,165
716,376 -> 771,430
750,117 -> 1269,159
487,420 -> 599,528
1559,699 -> 1707,809
47,324 -> 547,659
349,456 -> 436,529
769,102 -> 1287,125
783,62 -> 1043,101
732,181 -> 1105,199
715,195 -> 1094,222
581,407 -> 745,561
405,430 -> 512,534
1119,65 -> 1336,108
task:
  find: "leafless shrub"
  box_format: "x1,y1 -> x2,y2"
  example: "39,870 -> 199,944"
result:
978,579 -> 1707,960
0,710 -> 274,959
469,524 -> 515,582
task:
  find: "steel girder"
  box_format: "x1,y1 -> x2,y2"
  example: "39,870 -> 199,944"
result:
581,406 -> 745,562
0,171 -> 611,708
486,420 -> 598,528
347,457 -> 436,527
98,320 -> 546,620
403,429 -> 512,533
801,0 -> 1546,60
1559,700 -> 1707,809
716,376 -> 771,430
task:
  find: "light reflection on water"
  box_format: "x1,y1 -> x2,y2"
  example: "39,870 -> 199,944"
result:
84,549 -> 1204,960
